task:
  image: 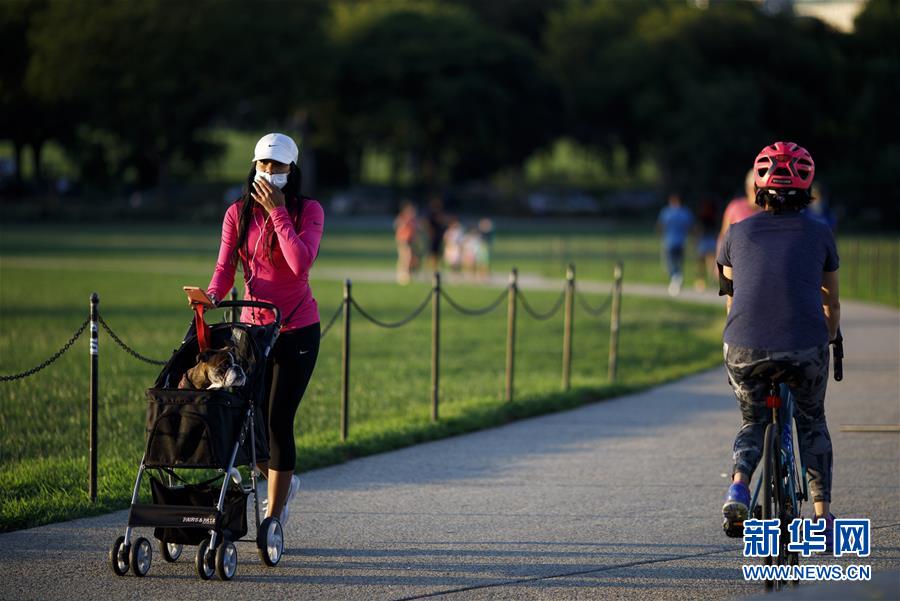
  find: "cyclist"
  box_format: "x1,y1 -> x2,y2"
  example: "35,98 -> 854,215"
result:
718,142 -> 841,547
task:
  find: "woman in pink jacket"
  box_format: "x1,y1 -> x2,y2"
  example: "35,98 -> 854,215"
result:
206,133 -> 324,528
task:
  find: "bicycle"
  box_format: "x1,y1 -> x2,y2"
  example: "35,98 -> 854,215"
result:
724,332 -> 843,591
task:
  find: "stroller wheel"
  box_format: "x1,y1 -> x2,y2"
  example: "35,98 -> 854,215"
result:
109,536 -> 130,576
129,537 -> 152,577
195,538 -> 216,580
215,540 -> 238,581
160,540 -> 183,563
256,517 -> 283,567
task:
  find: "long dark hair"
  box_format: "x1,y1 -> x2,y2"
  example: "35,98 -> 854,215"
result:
230,162 -> 306,267
754,187 -> 812,215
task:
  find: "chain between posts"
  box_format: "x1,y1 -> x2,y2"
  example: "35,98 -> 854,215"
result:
0,318 -> 89,382
350,289 -> 432,328
5,265 -> 622,476
440,288 -> 507,316
319,302 -> 344,339
517,288 -> 566,321
576,290 -> 614,317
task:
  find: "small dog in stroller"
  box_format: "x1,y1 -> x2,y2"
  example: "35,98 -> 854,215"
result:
178,344 -> 247,390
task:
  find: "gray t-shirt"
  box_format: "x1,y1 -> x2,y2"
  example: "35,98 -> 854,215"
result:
718,211 -> 839,350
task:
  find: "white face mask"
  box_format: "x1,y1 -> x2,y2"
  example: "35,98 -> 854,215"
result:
255,169 -> 289,189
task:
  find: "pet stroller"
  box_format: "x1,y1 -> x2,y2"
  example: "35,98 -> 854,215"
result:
109,300 -> 283,581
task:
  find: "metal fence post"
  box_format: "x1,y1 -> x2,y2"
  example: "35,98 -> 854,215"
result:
230,286 -> 238,322
562,264 -> 575,391
341,279 -> 352,442
608,262 -> 623,383
505,268 -> 518,402
431,272 -> 441,422
89,292 -> 99,503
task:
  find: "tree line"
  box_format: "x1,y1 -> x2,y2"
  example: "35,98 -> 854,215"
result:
1,0 -> 897,223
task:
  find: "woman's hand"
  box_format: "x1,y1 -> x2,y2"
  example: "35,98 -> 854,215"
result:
251,178 -> 285,214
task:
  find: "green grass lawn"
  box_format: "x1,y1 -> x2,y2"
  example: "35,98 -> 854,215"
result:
1,221 -> 895,305
0,222 -> 731,531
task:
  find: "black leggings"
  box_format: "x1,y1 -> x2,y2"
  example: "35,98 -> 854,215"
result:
261,322 -> 320,471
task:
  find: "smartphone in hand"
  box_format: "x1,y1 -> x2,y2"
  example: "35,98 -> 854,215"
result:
183,286 -> 215,307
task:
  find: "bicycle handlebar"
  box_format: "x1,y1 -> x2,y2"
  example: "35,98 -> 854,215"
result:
831,329 -> 843,382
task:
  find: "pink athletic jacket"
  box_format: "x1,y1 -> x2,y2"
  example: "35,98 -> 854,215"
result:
207,199 -> 324,331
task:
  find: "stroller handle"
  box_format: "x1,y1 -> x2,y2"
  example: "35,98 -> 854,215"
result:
214,300 -> 282,328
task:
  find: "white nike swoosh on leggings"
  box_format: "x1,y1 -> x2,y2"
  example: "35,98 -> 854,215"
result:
298,350 -> 309,355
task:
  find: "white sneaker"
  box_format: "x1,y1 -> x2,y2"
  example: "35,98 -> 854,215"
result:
668,274 -> 683,297
279,475 -> 301,526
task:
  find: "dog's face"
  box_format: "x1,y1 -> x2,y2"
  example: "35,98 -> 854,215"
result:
179,345 -> 247,390
199,348 -> 245,388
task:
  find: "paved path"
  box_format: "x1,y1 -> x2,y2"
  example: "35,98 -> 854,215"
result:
0,288 -> 897,600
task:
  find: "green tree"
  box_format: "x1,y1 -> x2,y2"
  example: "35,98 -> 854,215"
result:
546,0 -> 848,202
0,0 -> 75,191
839,0 -> 900,224
327,0 -> 559,187
25,0 -> 329,189
448,0 -> 564,49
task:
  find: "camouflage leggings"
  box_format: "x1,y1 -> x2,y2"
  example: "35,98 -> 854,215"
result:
724,344 -> 833,503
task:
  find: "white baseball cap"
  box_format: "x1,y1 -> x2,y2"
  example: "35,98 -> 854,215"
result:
252,133 -> 299,165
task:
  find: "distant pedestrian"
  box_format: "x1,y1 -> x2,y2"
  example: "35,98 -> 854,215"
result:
805,184 -> 837,232
477,217 -> 494,280
461,226 -> 483,280
425,196 -> 447,273
718,169 -> 761,250
657,193 -> 694,296
443,218 -> 464,273
394,201 -> 418,285
695,199 -> 719,291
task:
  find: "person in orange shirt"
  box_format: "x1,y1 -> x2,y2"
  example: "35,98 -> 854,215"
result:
394,201 -> 419,285
718,169 -> 761,251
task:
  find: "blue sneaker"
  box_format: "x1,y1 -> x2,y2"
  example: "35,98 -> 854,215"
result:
723,482 -> 751,533
816,513 -> 835,554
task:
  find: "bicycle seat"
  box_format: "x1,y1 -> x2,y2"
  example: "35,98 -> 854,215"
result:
748,361 -> 805,387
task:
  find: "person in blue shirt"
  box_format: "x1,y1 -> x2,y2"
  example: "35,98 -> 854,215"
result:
657,193 -> 694,296
718,142 -> 841,550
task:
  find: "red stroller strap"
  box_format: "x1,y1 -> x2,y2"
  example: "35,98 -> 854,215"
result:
194,304 -> 211,352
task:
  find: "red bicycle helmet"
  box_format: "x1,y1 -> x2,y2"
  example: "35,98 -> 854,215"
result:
754,141 -> 815,190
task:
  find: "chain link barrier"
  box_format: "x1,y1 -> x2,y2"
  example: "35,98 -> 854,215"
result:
350,289 -> 432,329
0,318 -> 90,382
319,302 -> 344,339
98,314 -> 167,365
2,276 -> 616,382
517,288 -> 566,321
576,289 -> 614,317
440,288 -> 507,316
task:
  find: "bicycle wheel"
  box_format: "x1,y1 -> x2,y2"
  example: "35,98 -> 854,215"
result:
780,386 -> 802,587
760,422 -> 784,591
